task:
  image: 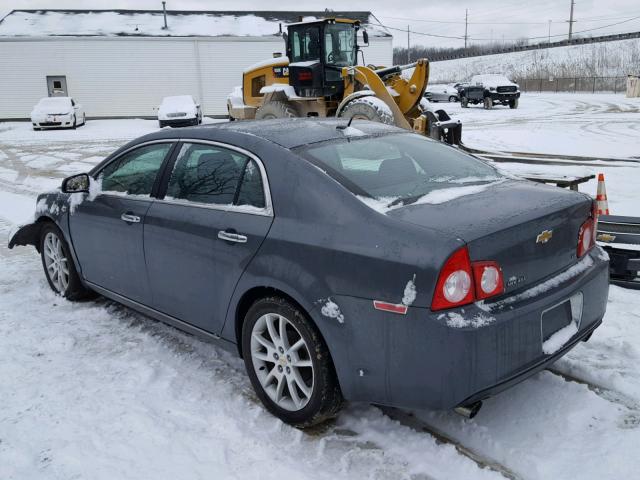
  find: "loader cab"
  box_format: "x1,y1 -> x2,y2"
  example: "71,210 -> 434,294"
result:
285,18 -> 361,99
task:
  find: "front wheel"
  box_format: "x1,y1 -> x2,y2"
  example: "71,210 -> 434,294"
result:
483,97 -> 493,109
461,96 -> 469,108
509,98 -> 519,109
449,96 -> 458,102
242,297 -> 343,428
71,115 -> 77,129
338,96 -> 394,125
40,224 -> 93,300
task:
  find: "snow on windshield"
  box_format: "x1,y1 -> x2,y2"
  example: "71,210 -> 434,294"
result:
36,97 -> 71,109
160,96 -> 194,108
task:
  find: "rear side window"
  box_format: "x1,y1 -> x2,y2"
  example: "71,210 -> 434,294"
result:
299,133 -> 502,206
99,143 -> 172,196
165,143 -> 266,209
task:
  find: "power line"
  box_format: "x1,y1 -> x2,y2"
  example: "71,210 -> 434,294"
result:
378,13 -> 640,26
375,14 -> 640,43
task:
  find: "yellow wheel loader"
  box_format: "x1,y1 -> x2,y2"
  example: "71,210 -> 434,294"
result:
227,18 -> 462,145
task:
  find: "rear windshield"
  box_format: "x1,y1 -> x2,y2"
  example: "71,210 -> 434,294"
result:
299,133 -> 502,208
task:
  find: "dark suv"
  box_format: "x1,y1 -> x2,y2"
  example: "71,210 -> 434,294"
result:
460,74 -> 520,109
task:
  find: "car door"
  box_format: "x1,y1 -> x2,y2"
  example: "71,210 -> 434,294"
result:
69,141 -> 175,305
144,141 -> 273,333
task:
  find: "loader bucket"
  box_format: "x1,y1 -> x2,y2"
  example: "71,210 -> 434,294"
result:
424,110 -> 462,145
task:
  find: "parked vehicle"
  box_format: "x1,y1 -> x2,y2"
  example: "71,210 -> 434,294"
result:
30,97 -> 85,130
424,84 -> 459,102
460,74 -> 521,109
158,95 -> 202,127
9,119 -> 609,427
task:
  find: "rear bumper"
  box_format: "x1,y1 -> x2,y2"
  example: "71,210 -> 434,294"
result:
325,248 -> 609,410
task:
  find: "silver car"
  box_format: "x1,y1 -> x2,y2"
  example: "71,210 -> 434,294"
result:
425,84 -> 459,102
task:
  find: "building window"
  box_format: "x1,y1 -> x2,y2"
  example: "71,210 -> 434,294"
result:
53,81 -> 62,89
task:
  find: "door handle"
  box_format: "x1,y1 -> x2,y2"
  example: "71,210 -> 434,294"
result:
218,231 -> 247,243
121,213 -> 141,223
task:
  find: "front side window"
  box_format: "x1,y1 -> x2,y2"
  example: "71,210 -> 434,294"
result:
324,24 -> 356,66
299,134 -> 502,207
166,143 -> 266,208
99,143 -> 172,196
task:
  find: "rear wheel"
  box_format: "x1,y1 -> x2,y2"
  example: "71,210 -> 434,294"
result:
483,97 -> 493,109
338,96 -> 394,125
242,296 -> 343,428
40,224 -> 93,300
509,98 -> 519,109
449,96 -> 458,102
255,101 -> 298,120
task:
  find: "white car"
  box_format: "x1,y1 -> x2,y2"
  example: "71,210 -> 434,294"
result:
158,95 -> 202,128
31,97 -> 85,130
424,84 -> 459,103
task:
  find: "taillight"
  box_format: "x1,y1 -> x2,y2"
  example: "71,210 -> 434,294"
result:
431,246 -> 504,311
472,261 -> 504,300
297,70 -> 312,82
577,201 -> 598,258
431,246 -> 475,311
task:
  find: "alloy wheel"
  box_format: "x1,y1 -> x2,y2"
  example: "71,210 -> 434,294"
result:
250,312 -> 314,411
43,232 -> 69,294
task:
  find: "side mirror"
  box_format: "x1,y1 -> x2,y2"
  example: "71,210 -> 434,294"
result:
362,30 -> 369,45
62,173 -> 90,193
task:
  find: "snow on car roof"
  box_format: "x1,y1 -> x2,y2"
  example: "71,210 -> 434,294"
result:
0,10 -> 391,38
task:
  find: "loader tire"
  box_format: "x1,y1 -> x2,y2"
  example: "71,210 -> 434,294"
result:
338,96 -> 395,125
255,101 -> 299,120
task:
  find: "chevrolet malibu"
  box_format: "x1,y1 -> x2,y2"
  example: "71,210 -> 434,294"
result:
9,119 -> 609,427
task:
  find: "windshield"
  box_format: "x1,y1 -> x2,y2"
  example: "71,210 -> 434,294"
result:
324,23 -> 356,66
299,134 -> 502,207
37,97 -> 71,109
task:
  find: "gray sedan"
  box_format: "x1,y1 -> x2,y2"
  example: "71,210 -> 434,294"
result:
9,119 -> 609,427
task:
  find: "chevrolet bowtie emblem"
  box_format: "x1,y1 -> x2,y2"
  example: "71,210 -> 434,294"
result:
536,230 -> 553,244
597,233 -> 616,243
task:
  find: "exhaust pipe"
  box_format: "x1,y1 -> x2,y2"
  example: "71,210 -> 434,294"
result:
454,400 -> 482,419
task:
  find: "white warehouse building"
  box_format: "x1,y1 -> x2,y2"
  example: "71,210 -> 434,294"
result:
0,9 -> 393,119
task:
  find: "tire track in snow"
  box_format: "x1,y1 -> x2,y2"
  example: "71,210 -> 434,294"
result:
377,407 -> 522,480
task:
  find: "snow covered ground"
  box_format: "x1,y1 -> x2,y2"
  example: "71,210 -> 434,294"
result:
1,99 -> 639,479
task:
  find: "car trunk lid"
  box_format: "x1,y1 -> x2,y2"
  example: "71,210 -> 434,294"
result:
386,180 -> 592,294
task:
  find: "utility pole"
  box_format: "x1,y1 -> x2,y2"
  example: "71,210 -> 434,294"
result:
568,0 -> 576,41
464,9 -> 469,50
548,20 -> 552,45
407,25 -> 410,63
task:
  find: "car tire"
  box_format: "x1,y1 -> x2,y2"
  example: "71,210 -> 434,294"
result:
509,98 -> 519,109
483,97 -> 493,109
81,114 -> 86,126
33,126 -> 41,131
159,121 -> 165,128
255,101 -> 299,120
461,96 -> 469,108
242,296 -> 343,428
72,115 -> 77,129
338,96 -> 395,125
449,96 -> 458,102
40,223 -> 94,301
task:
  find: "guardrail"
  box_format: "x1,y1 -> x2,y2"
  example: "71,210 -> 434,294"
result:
513,76 -> 627,93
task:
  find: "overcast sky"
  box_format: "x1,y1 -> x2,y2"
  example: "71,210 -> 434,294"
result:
2,0 -> 639,48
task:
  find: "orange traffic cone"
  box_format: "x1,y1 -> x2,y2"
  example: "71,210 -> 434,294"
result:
596,173 -> 609,216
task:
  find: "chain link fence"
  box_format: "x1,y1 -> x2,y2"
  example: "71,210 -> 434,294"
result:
514,76 -> 627,94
